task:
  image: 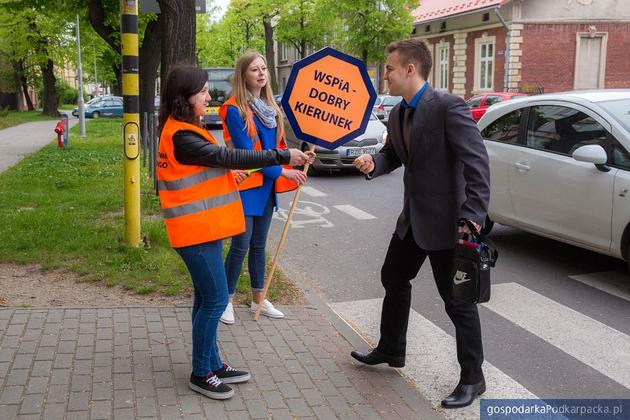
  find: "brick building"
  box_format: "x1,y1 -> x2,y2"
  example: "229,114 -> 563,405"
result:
413,0 -> 630,99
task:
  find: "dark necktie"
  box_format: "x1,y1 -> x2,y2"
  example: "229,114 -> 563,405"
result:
402,107 -> 414,153
395,106 -> 414,239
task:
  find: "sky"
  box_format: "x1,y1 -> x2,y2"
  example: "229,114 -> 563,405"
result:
211,0 -> 230,19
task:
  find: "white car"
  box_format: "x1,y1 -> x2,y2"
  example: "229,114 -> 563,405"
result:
478,90 -> 630,269
284,112 -> 387,174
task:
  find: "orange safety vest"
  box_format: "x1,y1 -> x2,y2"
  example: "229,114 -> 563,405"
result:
157,116 -> 245,248
218,96 -> 298,193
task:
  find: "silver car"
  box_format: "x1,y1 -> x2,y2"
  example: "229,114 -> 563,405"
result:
284,112 -> 387,174
375,95 -> 403,123
478,89 -> 630,268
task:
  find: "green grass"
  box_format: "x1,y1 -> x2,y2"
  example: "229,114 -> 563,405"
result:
58,104 -> 76,111
0,110 -> 57,130
0,119 -> 303,303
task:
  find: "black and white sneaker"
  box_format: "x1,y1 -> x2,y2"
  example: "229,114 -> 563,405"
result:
214,363 -> 251,384
189,372 -> 234,400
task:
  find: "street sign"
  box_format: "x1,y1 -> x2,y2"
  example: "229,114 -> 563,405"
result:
281,47 -> 377,150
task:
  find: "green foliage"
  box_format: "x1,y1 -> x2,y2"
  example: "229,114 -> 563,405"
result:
0,119 -> 190,295
197,1 -> 265,67
337,0 -> 419,64
36,79 -> 79,105
275,0 -> 337,58
0,110 -> 56,129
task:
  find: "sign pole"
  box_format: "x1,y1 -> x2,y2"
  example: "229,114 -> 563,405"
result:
253,143 -> 315,321
121,0 -> 141,246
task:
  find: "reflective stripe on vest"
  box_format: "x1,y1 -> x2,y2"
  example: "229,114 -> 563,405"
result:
157,167 -> 226,191
162,189 -> 241,219
157,117 -> 245,248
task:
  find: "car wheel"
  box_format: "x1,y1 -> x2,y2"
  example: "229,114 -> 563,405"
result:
92,111 -> 100,119
481,216 -> 494,235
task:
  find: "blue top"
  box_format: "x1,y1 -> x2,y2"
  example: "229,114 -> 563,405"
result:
399,82 -> 428,133
225,105 -> 282,216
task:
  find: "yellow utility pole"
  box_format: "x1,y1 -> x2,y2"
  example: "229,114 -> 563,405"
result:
121,0 -> 141,246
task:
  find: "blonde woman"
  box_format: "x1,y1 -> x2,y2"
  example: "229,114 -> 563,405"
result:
219,52 -> 306,324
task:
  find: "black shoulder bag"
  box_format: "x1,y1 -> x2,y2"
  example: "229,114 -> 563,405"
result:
451,219 -> 498,304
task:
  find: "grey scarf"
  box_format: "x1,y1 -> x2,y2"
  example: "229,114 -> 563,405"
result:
247,91 -> 277,129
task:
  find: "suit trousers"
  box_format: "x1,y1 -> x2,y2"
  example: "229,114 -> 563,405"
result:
376,231 -> 484,384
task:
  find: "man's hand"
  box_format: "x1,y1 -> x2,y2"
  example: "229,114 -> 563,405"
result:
232,170 -> 249,184
458,220 -> 481,234
353,154 -> 375,174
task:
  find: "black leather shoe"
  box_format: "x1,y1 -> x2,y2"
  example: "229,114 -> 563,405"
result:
350,348 -> 405,368
441,379 -> 486,408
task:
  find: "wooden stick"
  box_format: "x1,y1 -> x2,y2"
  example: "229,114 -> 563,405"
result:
254,143 -> 316,321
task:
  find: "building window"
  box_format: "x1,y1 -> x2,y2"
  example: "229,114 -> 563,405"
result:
436,44 -> 449,91
574,32 -> 607,89
474,36 -> 496,92
279,42 -> 288,62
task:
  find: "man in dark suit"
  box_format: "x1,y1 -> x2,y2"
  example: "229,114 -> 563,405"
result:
352,38 -> 490,408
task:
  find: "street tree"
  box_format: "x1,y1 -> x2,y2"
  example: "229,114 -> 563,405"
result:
274,0 -> 336,60
337,0 -> 418,64
158,0 -> 196,84
197,2 -> 264,67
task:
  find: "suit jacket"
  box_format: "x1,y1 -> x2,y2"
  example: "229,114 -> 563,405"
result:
371,86 -> 490,250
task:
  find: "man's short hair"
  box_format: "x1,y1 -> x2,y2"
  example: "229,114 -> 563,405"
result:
386,38 -> 432,81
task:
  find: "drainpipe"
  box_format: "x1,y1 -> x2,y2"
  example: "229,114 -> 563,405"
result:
495,7 -> 510,92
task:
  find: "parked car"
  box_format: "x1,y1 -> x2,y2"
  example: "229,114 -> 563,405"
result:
374,95 -> 402,123
372,95 -> 387,121
477,89 -> 630,268
72,96 -> 123,118
284,112 -> 387,173
467,92 -> 527,122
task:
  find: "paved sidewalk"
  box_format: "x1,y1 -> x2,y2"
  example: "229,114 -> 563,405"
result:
0,118 -> 78,173
0,303 -> 442,419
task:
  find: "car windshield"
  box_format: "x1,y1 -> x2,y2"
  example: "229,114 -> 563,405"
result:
598,98 -> 630,133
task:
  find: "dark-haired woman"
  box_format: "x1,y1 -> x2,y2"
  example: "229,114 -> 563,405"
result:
157,65 -> 314,400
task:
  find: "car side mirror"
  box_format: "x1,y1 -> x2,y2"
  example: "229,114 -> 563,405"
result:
572,145 -> 610,172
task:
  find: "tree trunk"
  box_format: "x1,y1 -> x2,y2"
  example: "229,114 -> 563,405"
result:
263,16 -> 278,93
362,49 -> 368,65
18,60 -> 34,111
13,68 -> 26,111
41,59 -> 59,117
159,0 -> 196,84
111,64 -> 123,96
139,18 -> 162,141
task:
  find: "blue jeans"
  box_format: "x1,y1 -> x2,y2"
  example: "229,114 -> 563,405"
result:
176,240 -> 227,376
225,194 -> 274,296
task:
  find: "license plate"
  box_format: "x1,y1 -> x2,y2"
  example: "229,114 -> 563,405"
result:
346,147 -> 376,158
206,107 -> 219,115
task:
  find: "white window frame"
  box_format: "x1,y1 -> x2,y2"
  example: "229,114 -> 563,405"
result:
279,42 -> 288,62
435,42 -> 449,91
574,32 -> 607,89
474,35 -> 496,92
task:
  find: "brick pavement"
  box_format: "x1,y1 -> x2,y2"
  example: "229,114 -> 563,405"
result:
0,304 -> 442,419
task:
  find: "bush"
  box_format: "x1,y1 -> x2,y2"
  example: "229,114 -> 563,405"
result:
0,106 -> 9,117
37,79 -> 83,106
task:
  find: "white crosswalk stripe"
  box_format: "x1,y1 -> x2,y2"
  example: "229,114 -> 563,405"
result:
333,204 -> 377,220
300,186 -> 327,197
330,299 -> 537,420
483,282 -> 630,389
570,270 -> 630,303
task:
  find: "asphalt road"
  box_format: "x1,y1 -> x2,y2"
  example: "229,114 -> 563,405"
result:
210,127 -> 630,417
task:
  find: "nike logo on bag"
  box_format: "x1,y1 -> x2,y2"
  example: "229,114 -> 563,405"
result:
453,270 -> 471,284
